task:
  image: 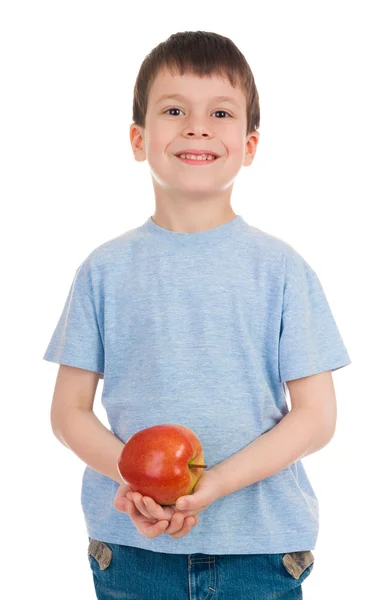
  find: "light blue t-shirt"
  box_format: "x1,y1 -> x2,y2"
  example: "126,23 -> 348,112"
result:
43,214 -> 351,555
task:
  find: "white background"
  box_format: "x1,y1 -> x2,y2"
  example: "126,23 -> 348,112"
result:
2,1 -> 391,598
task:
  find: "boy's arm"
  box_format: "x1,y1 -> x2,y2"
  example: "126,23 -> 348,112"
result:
50,365 -> 124,484
211,370 -> 337,499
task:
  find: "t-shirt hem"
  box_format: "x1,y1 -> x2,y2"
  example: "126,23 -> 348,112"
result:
43,354 -> 104,378
280,356 -> 352,383
85,527 -> 318,555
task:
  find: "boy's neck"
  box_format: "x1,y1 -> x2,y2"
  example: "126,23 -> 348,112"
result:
151,205 -> 237,234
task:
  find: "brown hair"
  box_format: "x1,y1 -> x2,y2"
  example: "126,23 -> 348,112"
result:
132,31 -> 260,136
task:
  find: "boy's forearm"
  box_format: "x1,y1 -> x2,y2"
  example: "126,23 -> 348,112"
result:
52,408 -> 125,484
210,407 -> 334,499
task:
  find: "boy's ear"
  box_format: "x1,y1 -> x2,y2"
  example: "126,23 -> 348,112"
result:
243,130 -> 260,167
130,123 -> 146,162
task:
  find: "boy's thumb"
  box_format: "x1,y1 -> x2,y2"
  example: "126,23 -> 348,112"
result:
176,489 -> 204,510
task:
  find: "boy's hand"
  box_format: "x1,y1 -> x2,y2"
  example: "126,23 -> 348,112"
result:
126,469 -> 223,534
173,469 -> 223,517
113,482 -> 198,539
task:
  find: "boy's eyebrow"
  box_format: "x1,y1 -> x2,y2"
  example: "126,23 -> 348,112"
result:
155,93 -> 241,108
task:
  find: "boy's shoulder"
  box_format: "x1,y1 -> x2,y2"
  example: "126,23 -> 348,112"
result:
245,222 -> 303,262
81,224 -> 145,268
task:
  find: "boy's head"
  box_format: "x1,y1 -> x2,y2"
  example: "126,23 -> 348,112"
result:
130,31 -> 260,204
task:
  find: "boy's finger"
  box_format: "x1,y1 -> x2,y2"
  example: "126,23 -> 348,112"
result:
165,511 -> 186,535
169,516 -> 195,539
127,501 -> 169,539
146,520 -> 170,539
142,497 -> 172,521
126,499 -> 151,523
114,497 -> 127,512
131,493 -> 154,519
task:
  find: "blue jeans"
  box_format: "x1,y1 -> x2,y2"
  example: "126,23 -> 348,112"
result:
87,537 -> 315,599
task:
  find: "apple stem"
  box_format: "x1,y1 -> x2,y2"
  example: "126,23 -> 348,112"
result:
191,464 -> 208,468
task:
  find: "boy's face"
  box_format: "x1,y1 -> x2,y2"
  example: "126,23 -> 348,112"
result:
130,68 -> 259,202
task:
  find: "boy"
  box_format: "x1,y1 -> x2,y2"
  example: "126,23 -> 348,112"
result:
43,31 -> 351,599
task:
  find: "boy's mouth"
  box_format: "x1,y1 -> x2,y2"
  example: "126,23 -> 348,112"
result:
174,154 -> 220,166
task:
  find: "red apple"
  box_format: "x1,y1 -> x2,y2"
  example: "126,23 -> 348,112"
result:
117,424 -> 207,506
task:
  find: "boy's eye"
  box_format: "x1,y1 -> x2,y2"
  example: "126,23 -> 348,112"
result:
163,108 -> 231,118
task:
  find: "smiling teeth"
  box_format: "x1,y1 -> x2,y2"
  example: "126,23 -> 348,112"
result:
178,154 -> 216,161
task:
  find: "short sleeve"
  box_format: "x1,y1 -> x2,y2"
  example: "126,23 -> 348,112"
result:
278,250 -> 351,383
43,259 -> 105,379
